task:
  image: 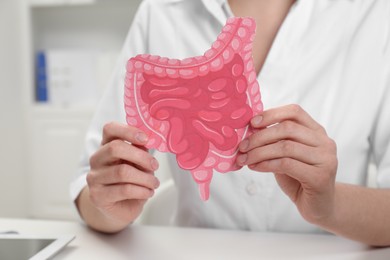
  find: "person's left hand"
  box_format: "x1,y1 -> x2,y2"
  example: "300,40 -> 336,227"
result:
236,104 -> 338,225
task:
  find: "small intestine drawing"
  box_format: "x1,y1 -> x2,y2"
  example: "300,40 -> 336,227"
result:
124,17 -> 263,201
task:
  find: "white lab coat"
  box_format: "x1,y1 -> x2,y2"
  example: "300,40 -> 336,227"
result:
71,0 -> 390,233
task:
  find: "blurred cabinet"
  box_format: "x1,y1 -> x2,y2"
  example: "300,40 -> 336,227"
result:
29,109 -> 92,219
23,0 -> 142,219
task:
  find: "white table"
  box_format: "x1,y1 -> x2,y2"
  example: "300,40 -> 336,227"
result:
1,218 -> 389,260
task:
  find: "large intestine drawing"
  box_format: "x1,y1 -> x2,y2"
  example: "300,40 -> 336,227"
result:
124,17 -> 263,201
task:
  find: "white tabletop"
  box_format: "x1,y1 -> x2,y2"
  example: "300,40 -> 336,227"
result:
1,218 -> 389,260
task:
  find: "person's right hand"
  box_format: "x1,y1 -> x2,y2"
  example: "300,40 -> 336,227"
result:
85,122 -> 160,230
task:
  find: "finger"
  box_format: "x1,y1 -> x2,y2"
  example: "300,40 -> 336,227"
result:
251,104 -> 325,132
101,122 -> 149,146
96,183 -> 155,204
249,157 -> 335,192
249,157 -> 314,184
273,173 -> 301,203
90,140 -> 159,172
239,120 -> 321,153
87,164 -> 160,190
237,140 -> 320,166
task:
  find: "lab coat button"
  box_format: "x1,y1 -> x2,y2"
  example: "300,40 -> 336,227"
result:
246,183 -> 258,195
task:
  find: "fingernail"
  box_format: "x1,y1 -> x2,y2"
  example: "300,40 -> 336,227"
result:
151,158 -> 159,171
155,178 -> 160,189
237,154 -> 247,165
135,132 -> 148,143
251,116 -> 263,127
239,139 -> 249,151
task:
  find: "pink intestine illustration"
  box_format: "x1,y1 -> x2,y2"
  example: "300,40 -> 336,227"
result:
124,17 -> 263,200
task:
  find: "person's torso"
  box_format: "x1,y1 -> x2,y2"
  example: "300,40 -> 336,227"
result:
140,0 -> 390,232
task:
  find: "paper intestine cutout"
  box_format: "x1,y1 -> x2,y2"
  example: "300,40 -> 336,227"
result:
124,17 -> 263,201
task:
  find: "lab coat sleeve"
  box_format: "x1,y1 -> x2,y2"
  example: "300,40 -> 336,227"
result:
374,17 -> 390,188
69,0 -> 151,202
373,83 -> 390,188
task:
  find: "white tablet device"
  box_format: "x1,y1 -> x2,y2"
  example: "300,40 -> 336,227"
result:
0,234 -> 75,260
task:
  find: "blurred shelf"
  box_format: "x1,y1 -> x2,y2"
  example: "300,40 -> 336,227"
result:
29,0 -> 132,7
23,0 -> 142,220
31,103 -> 96,114
29,0 -> 95,7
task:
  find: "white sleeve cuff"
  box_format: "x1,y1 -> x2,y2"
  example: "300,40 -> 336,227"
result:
70,172 -> 88,202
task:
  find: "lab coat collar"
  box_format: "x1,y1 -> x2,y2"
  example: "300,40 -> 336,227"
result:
163,0 -> 230,26
201,0 -> 230,26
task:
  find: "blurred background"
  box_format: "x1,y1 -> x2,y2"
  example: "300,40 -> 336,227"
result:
0,0 -> 143,221
1,0 -> 377,223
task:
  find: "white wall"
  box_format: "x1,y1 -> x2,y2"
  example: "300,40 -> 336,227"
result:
0,0 -> 28,217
